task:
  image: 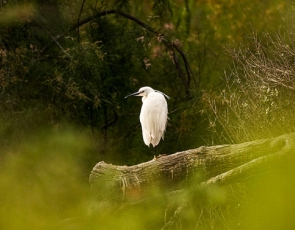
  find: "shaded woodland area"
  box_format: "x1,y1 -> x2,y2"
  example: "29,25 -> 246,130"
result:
1,0 -> 295,229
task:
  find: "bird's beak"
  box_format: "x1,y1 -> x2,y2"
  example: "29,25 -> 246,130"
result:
125,91 -> 141,98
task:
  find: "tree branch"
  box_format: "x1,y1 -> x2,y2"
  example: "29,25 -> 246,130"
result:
40,10 -> 196,96
77,0 -> 86,43
89,133 -> 295,203
113,11 -> 196,95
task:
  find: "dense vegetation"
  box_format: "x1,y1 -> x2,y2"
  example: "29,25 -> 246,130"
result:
1,0 -> 295,229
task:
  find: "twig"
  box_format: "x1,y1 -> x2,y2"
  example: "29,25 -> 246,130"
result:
39,23 -> 72,59
77,0 -> 86,42
40,10 -> 196,96
161,205 -> 185,230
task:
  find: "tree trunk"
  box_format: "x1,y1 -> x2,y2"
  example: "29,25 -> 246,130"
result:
89,133 -> 295,203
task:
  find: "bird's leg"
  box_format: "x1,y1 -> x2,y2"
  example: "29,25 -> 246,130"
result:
153,147 -> 167,159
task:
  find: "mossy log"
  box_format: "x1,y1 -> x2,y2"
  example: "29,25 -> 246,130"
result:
89,133 -> 295,202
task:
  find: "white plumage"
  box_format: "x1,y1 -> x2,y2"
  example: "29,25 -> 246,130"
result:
125,86 -> 169,157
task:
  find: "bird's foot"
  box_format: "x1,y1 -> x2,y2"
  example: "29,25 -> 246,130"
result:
153,154 -> 167,160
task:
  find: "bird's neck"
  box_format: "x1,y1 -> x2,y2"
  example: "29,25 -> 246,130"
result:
141,96 -> 147,103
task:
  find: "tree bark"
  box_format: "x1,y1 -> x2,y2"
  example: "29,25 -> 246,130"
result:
89,133 -> 295,203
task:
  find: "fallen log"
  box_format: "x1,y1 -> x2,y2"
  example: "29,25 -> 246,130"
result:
89,133 -> 295,203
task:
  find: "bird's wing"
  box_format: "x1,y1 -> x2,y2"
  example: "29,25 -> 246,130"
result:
140,92 -> 168,147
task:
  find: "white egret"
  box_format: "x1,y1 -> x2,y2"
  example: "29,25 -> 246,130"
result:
125,86 -> 169,159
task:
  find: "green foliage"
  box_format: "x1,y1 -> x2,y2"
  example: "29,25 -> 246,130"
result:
0,128 -> 92,230
1,130 -> 295,229
1,0 -> 293,160
152,0 -> 172,22
1,1 -> 295,228
203,29 -> 295,144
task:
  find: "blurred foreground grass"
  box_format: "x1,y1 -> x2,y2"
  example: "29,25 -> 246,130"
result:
0,128 -> 295,230
0,129 -> 93,230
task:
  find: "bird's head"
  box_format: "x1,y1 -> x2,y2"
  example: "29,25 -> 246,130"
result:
125,86 -> 154,98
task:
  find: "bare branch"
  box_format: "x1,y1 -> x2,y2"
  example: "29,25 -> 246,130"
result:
38,22 -> 72,59
40,10 -> 196,96
89,133 -> 295,203
77,0 -> 86,42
